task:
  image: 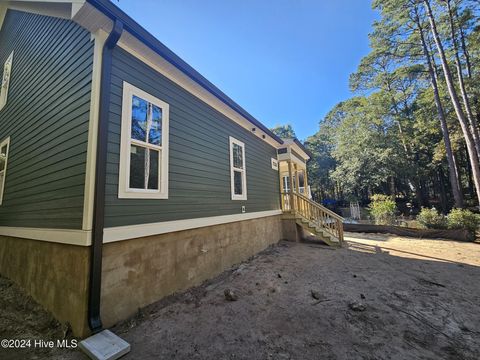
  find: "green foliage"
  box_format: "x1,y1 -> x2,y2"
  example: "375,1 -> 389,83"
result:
446,209 -> 480,234
328,96 -> 400,197
416,207 -> 447,229
417,208 -> 479,235
304,132 -> 336,200
303,0 -> 480,210
270,124 -> 296,139
368,194 -> 397,225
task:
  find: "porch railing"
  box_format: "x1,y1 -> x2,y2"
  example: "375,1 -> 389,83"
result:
281,191 -> 344,244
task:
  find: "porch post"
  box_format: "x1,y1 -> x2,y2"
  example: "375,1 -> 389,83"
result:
288,160 -> 294,212
278,160 -> 285,210
295,164 -> 300,194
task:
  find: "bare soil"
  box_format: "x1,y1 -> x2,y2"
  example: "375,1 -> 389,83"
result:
2,233 -> 480,360
0,275 -> 73,360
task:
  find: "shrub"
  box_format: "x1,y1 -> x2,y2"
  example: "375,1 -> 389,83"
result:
416,207 -> 447,229
447,208 -> 480,235
368,194 -> 397,225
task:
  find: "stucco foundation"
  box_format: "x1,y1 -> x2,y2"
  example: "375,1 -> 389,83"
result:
0,236 -> 90,337
100,215 -> 284,327
281,215 -> 302,242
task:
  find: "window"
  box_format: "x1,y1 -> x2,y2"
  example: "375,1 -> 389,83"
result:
271,158 -> 278,171
118,82 -> 169,199
0,51 -> 13,111
229,136 -> 247,200
282,175 -> 290,193
282,174 -> 297,193
298,170 -> 305,194
0,137 -> 10,205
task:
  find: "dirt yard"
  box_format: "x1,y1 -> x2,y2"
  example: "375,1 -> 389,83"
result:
1,233 -> 480,360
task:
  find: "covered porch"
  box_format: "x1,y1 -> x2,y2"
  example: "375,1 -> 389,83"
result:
277,138 -> 311,210
277,138 -> 344,246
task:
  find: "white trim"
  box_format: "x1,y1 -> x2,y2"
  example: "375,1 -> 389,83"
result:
0,226 -> 91,246
229,136 -> 247,201
82,30 -> 107,231
0,210 -> 282,246
0,51 -> 13,112
0,136 -> 10,205
282,139 -> 310,161
118,81 -> 169,199
103,210 -> 282,243
290,152 -> 307,168
3,1 -> 75,20
271,158 -> 279,171
114,36 -> 281,149
5,2 -> 281,149
0,5 -> 7,32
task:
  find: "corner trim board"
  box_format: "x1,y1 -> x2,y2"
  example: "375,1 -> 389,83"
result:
103,210 -> 283,243
82,29 -> 108,231
0,227 -> 91,246
0,6 -> 7,32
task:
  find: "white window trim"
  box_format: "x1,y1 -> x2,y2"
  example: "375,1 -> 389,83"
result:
118,81 -> 169,199
0,51 -> 13,112
229,136 -> 247,201
0,136 -> 10,205
271,158 -> 279,171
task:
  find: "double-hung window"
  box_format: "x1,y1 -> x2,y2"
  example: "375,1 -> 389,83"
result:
0,137 -> 10,205
118,82 -> 169,199
229,136 -> 247,200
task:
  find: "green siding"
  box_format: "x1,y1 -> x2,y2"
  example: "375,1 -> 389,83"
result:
104,48 -> 280,227
0,10 -> 93,229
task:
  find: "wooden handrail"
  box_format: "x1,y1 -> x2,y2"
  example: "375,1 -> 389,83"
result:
281,191 -> 344,245
293,192 -> 344,221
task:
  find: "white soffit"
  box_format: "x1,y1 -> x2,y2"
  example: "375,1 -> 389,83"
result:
3,0 -> 82,19
283,139 -> 310,160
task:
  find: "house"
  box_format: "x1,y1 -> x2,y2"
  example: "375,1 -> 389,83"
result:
0,0 -> 343,338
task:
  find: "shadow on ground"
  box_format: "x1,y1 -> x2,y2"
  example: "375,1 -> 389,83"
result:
2,235 -> 480,360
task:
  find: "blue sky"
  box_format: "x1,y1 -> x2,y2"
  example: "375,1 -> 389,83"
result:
115,0 -> 377,140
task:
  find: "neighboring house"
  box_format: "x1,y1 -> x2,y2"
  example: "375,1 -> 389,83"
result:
0,0 -> 343,337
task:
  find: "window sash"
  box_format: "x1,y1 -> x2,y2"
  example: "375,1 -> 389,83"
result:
119,82 -> 169,199
128,144 -> 161,191
127,99 -> 162,191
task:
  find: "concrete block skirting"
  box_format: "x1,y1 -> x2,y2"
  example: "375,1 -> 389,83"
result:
100,214 -> 284,327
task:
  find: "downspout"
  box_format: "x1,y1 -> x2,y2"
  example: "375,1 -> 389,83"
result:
88,19 -> 124,333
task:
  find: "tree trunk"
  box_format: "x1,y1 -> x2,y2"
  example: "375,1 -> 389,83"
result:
456,9 -> 472,79
414,6 -> 464,208
390,176 -> 396,200
446,0 -> 480,157
464,144 -> 474,197
455,6 -> 480,130
424,0 -> 480,207
437,169 -> 448,213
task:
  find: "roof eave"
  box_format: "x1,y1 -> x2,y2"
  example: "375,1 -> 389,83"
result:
85,0 -> 284,146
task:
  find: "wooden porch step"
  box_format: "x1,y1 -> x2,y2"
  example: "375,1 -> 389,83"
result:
295,217 -> 341,247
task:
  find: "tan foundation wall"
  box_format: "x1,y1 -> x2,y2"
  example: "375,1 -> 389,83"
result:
100,214 -> 284,327
281,215 -> 302,242
0,236 -> 90,337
